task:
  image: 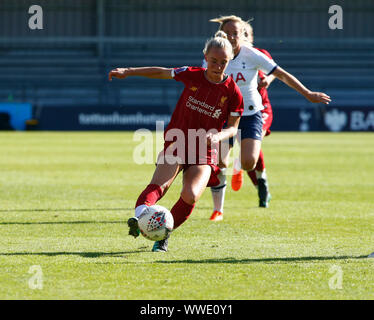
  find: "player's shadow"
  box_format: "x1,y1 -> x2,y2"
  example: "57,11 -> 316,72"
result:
157,255 -> 369,264
0,207 -> 133,225
0,250 -> 148,258
0,208 -> 131,213
0,220 -> 124,226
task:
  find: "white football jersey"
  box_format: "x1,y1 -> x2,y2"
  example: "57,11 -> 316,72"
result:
203,45 -> 277,116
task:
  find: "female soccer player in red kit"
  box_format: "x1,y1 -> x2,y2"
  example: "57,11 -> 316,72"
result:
109,33 -> 244,252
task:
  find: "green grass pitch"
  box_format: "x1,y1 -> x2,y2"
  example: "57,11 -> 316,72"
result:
0,131 -> 373,299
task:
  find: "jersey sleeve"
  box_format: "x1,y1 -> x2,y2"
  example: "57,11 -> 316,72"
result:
248,47 -> 277,75
229,82 -> 244,117
171,66 -> 194,84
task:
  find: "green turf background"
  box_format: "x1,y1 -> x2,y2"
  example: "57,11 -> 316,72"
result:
0,132 -> 373,299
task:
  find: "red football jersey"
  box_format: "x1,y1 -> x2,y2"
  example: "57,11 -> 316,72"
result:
254,47 -> 273,111
164,66 -> 243,165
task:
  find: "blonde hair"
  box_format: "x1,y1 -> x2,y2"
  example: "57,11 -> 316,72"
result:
210,15 -> 245,30
242,20 -> 254,46
209,15 -> 254,46
203,30 -> 234,59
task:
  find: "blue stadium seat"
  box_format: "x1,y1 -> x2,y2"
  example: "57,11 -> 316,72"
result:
1,39 -> 374,110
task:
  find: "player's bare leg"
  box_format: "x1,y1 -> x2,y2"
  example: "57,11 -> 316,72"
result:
181,164 -> 212,206
231,137 -> 262,193
240,137 -> 262,172
153,164 -> 211,252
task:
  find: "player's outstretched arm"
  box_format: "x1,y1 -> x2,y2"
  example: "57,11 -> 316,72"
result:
108,67 -> 173,81
272,66 -> 331,104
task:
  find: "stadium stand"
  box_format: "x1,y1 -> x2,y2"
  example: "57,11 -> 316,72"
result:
1,0 -> 374,118
1,39 -> 374,111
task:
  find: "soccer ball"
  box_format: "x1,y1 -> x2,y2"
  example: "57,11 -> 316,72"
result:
138,205 -> 174,241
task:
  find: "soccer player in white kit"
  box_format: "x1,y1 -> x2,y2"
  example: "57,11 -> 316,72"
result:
205,16 -> 331,221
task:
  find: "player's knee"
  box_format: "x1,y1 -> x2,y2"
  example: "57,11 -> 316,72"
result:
241,157 -> 256,171
161,185 -> 169,195
219,160 -> 229,169
180,190 -> 199,205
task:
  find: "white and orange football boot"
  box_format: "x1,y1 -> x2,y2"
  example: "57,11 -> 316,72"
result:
209,210 -> 223,221
231,169 -> 243,191
231,158 -> 243,191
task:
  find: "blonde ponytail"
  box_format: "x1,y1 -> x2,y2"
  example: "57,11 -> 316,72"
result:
203,31 -> 234,59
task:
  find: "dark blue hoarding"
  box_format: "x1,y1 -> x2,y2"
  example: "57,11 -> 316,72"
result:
320,106 -> 374,132
271,107 -> 320,132
37,105 -> 171,131
35,105 -> 374,132
271,106 -> 374,132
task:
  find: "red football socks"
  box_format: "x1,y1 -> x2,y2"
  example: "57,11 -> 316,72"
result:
256,149 -> 265,172
135,184 -> 163,208
247,170 -> 258,186
171,197 -> 195,229
136,186 -> 195,229
247,150 -> 266,186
